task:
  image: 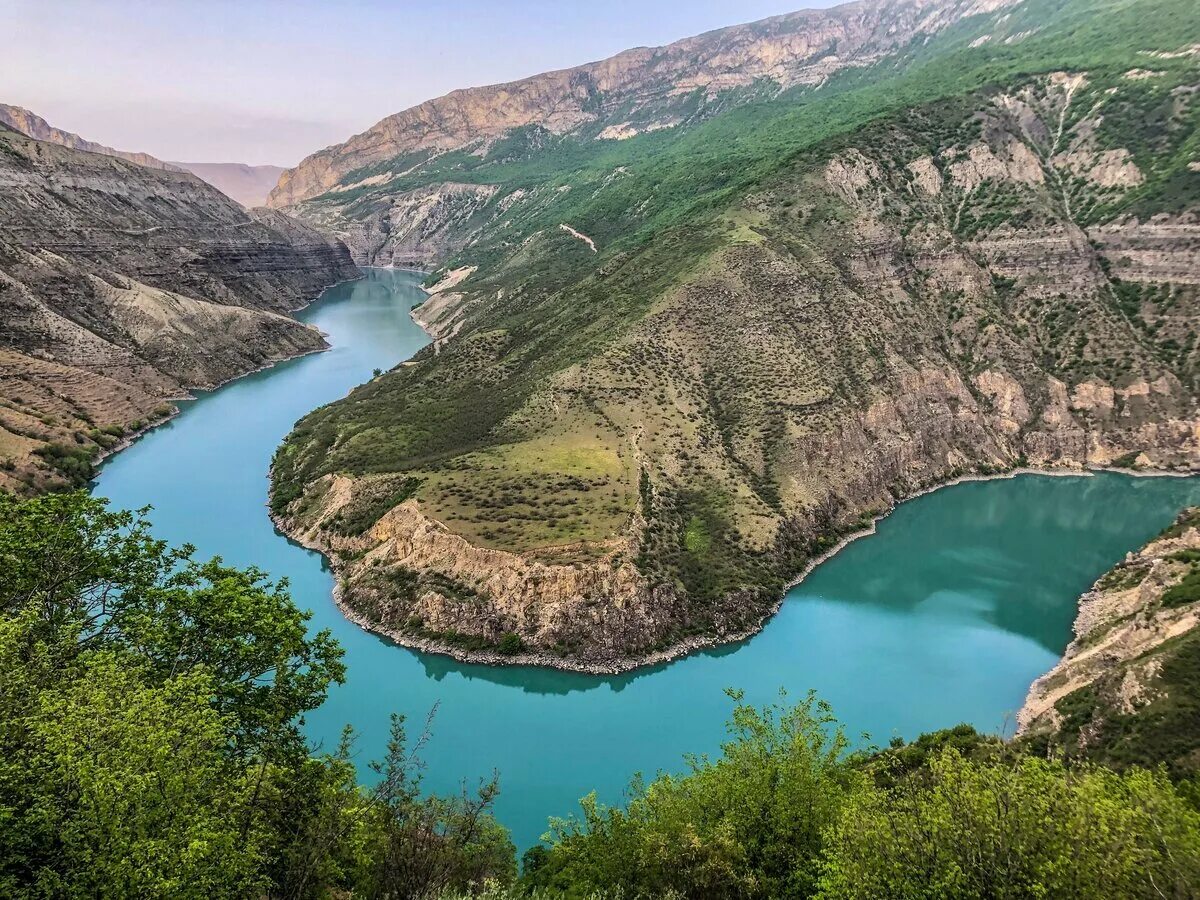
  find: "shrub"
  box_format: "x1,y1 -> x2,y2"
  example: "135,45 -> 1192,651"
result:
497,633 -> 524,656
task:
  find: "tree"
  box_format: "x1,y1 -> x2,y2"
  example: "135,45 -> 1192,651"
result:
0,491 -> 345,762
355,711 -> 516,899
525,690 -> 864,899
0,492 -> 519,899
818,750 -> 1200,899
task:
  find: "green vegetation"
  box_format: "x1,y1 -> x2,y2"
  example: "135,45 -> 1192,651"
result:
272,0 -> 1200,661
4,492 -> 1200,896
0,492 -> 512,898
1162,568 -> 1200,607
1026,509 -> 1200,781
514,693 -> 1200,899
1040,630 -> 1200,781
32,441 -> 98,487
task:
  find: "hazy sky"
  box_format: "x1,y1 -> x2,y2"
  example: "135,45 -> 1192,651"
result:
2,0 -> 841,166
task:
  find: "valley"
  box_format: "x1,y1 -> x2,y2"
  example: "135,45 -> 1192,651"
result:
268,0 -> 1200,668
5,0 -> 1200,893
87,267 -> 1200,852
0,122 -> 357,492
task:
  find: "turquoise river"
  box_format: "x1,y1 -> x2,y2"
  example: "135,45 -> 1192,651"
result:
93,269 -> 1200,850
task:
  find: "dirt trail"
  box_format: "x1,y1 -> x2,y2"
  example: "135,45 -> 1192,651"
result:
559,223 -> 597,252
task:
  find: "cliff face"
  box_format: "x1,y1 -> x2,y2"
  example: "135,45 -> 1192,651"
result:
299,183 -> 500,268
270,0 -> 1200,670
267,0 -> 1019,209
0,124 -> 358,493
1019,508 -> 1200,777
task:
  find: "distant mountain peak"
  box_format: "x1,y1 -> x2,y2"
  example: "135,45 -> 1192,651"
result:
0,104 -> 287,207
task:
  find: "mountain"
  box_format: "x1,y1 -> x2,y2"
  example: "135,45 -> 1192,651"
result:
173,162 -> 287,208
266,0 -> 1020,214
0,104 -> 183,172
0,106 -> 287,207
267,0 -> 1200,671
0,122 -> 358,494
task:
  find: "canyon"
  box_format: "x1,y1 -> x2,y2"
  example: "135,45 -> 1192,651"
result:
0,121 -> 356,493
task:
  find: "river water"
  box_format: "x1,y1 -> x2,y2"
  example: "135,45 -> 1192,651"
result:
93,268 -> 1200,849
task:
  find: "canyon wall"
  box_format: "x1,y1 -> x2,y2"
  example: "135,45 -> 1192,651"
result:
0,123 -> 358,493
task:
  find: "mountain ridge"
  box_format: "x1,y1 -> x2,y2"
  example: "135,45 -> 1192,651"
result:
0,104 -> 288,207
266,0 -> 1020,210
0,103 -> 183,172
269,0 -> 1200,669
170,162 -> 287,207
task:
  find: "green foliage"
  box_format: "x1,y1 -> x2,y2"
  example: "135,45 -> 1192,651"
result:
355,712 -> 517,897
820,751 -> 1200,899
524,690 -> 863,899
1162,567 -> 1200,607
3,495 -> 1200,900
1045,630 -> 1200,780
497,633 -> 525,656
0,492 -> 514,898
32,441 -> 97,487
512,688 -> 1200,900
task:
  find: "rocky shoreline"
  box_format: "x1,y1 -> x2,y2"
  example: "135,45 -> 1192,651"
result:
273,462 -> 1196,676
1015,505 -> 1200,746
92,272 -> 360,478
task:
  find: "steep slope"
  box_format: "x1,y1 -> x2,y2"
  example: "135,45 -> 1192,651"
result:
270,0 -> 1200,670
0,104 -> 182,172
1020,507 -> 1200,777
174,162 -> 287,208
0,124 -> 358,493
266,0 -> 1023,235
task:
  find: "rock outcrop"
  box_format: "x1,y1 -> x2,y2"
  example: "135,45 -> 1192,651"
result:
1018,507 -> 1200,776
301,183 -> 499,267
267,0 -> 1021,209
0,123 -> 357,493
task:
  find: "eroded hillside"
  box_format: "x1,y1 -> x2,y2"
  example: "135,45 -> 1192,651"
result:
1020,507 -> 1200,777
270,0 -> 1200,670
267,0 -> 1023,214
0,125 -> 358,493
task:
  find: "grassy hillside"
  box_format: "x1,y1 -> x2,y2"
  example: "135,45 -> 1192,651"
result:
272,0 -> 1200,664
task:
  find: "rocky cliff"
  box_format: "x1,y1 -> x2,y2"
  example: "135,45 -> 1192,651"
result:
270,0 -> 1200,670
266,0 -> 1019,211
1019,507 -> 1200,777
0,124 -> 358,493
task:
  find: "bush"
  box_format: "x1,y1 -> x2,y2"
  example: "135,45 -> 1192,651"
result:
497,632 -> 524,655
820,753 -> 1200,898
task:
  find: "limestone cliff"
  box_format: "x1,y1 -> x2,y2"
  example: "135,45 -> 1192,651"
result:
299,183 -> 499,267
1018,507 -> 1200,776
267,0 -> 1020,209
0,124 -> 358,493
